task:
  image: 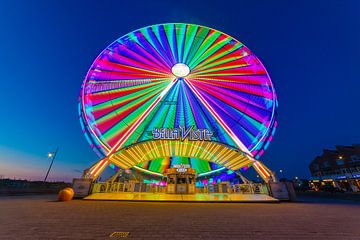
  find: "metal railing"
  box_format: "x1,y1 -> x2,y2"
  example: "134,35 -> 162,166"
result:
92,182 -> 269,195
92,182 -> 167,194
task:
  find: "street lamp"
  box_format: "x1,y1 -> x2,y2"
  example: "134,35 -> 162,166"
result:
279,169 -> 285,180
44,147 -> 59,182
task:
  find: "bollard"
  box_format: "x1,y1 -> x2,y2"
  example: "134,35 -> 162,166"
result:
58,187 -> 74,201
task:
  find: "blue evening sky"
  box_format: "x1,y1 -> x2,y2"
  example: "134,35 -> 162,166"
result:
0,0 -> 359,181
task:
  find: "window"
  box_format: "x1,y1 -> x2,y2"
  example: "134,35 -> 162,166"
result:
336,159 -> 344,165
350,155 -> 360,163
322,161 -> 330,168
313,164 -> 319,171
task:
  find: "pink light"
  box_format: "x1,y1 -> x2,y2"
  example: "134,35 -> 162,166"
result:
108,78 -> 177,156
91,78 -> 178,178
259,149 -> 264,156
184,78 -> 252,156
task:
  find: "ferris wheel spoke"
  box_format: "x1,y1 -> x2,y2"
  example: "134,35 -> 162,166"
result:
174,23 -> 186,63
186,30 -> 221,68
189,77 -> 274,102
180,81 -> 221,133
88,69 -> 167,83
187,31 -> 237,70
192,53 -> 246,74
89,54 -> 171,82
191,79 -> 276,153
195,92 -> 266,151
137,28 -> 176,69
190,54 -> 253,76
89,81 -> 171,124
198,86 -> 272,118
121,37 -> 173,71
189,74 -> 271,86
106,78 -> 178,156
134,81 -> 184,143
181,24 -> 198,64
183,78 -> 253,156
99,47 -> 169,75
83,78 -> 171,112
191,63 -> 251,77
190,57 -> 263,77
84,78 -> 169,95
136,29 -> 173,70
184,27 -> 210,65
148,25 -> 176,66
163,24 -> 179,63
190,40 -> 244,72
112,39 -> 172,72
187,80 -> 272,135
189,64 -> 267,78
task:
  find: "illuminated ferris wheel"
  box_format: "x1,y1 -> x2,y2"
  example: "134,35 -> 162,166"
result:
79,23 -> 278,180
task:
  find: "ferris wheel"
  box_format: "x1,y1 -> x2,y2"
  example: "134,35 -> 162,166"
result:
79,23 -> 277,179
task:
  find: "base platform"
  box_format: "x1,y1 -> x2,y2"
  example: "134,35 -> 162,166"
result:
84,193 -> 279,203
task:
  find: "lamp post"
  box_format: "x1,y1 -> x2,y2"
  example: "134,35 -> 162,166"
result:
44,146 -> 59,182
279,169 -> 285,180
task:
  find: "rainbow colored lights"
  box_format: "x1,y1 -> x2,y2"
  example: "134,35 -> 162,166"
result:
79,23 -> 277,178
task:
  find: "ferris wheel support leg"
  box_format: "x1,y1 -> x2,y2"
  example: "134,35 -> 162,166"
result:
82,158 -> 110,181
252,160 -> 277,183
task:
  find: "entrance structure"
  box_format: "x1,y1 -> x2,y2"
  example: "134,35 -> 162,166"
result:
79,23 -> 278,188
165,165 -> 196,194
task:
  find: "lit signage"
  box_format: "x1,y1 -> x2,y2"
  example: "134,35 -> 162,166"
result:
173,164 -> 191,173
153,126 -> 213,141
336,175 -> 346,179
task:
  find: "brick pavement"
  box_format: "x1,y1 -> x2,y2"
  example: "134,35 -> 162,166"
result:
0,195 -> 359,240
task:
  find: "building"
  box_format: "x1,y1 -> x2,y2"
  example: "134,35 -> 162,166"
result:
309,144 -> 360,192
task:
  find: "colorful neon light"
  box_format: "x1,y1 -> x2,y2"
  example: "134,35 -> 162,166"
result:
79,23 -> 278,178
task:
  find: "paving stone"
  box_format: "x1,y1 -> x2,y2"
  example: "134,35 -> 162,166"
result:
0,195 -> 359,240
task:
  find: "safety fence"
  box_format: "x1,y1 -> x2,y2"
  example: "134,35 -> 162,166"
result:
92,182 -> 269,195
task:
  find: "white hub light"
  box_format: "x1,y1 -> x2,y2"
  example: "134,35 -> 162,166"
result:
171,63 -> 190,78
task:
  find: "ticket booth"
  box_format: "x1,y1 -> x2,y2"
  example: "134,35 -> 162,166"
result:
165,164 -> 196,194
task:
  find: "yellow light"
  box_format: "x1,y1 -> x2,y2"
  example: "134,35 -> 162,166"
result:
323,179 -> 333,182
48,153 -> 53,158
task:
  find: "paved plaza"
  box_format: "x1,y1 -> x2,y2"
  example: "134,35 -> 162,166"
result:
0,194 -> 359,240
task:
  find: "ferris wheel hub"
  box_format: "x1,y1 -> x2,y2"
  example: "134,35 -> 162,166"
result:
171,63 -> 190,78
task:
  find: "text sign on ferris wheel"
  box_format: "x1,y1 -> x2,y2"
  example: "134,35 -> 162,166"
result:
174,164 -> 191,173
152,126 -> 213,141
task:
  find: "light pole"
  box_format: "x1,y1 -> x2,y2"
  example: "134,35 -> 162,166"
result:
279,169 -> 285,180
44,146 -> 59,182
